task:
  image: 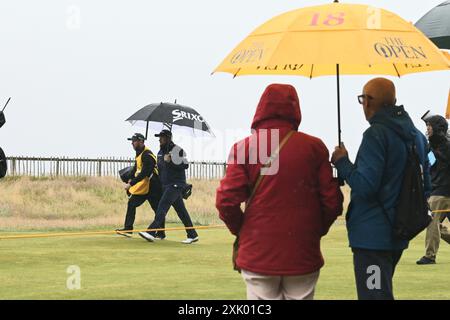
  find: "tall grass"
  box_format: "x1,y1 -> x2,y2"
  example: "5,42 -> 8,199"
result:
0,177 -> 222,231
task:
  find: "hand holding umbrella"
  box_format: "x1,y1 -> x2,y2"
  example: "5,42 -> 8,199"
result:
331,142 -> 348,165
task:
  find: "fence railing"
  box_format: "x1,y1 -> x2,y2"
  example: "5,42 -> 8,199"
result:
5,156 -> 227,180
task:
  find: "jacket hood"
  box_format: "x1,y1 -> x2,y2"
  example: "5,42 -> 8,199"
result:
369,105 -> 418,142
251,84 -> 301,130
426,115 -> 449,135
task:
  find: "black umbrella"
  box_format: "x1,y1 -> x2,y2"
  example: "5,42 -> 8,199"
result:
126,102 -> 214,139
0,147 -> 7,179
416,1 -> 450,49
0,97 -> 11,129
0,98 -> 11,179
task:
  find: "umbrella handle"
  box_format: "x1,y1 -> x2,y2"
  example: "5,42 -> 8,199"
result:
163,122 -> 173,131
1,97 -> 11,112
336,65 -> 342,145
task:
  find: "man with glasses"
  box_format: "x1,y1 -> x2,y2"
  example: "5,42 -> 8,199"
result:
331,78 -> 431,300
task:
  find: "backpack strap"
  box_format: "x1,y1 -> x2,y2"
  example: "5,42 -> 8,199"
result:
374,124 -> 415,227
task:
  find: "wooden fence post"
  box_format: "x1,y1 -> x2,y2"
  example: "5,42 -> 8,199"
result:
56,158 -> 60,177
98,159 -> 102,177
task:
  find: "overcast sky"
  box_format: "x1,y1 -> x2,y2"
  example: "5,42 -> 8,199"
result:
0,0 -> 448,161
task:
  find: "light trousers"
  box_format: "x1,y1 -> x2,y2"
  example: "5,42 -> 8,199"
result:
241,269 -> 320,300
425,196 -> 450,260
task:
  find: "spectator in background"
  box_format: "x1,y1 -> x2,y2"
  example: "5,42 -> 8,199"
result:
216,84 -> 343,300
417,115 -> 450,265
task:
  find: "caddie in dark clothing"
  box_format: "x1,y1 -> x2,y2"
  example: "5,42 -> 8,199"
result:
116,133 -> 165,238
138,130 -> 199,244
332,78 -> 431,300
417,115 -> 450,265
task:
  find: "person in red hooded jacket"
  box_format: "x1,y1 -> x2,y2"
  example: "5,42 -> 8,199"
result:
216,83 -> 343,300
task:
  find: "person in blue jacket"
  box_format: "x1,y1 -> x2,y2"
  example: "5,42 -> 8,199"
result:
331,78 -> 431,300
138,130 -> 199,244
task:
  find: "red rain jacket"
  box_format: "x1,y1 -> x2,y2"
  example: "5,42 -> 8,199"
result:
216,84 -> 343,276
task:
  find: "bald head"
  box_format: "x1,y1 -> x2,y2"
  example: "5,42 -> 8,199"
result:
361,78 -> 397,120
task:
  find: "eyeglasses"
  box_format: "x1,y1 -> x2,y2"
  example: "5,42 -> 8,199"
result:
357,94 -> 374,104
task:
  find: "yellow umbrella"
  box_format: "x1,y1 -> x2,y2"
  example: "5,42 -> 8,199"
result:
443,50 -> 450,62
214,1 -> 450,142
442,51 -> 450,119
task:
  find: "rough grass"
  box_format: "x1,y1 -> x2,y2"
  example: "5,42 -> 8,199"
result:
0,177 -> 223,231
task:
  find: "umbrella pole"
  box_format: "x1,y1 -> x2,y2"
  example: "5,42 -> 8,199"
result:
336,63 -> 345,186
336,64 -> 342,145
145,121 -> 149,140
1,97 -> 11,112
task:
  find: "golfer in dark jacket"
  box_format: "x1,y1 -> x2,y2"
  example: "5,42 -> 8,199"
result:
332,78 -> 431,300
116,133 -> 165,238
138,130 -> 198,244
417,115 -> 450,265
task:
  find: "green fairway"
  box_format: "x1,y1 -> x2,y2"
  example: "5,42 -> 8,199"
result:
0,224 -> 449,300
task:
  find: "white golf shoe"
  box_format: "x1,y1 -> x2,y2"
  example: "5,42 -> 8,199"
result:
138,232 -> 156,242
181,237 -> 199,244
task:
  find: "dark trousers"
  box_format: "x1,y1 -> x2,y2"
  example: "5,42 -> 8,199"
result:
148,185 -> 198,239
352,248 -> 403,300
124,191 -> 165,237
